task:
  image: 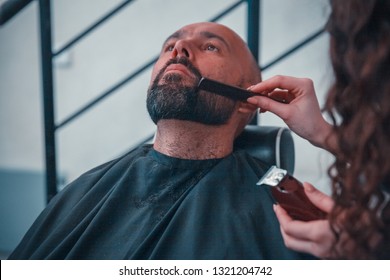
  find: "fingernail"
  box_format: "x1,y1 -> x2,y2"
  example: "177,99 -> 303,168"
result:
303,183 -> 314,192
247,97 -> 256,103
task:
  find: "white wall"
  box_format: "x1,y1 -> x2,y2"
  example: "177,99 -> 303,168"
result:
0,0 -> 332,190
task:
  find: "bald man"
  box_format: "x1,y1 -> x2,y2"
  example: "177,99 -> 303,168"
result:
9,22 -> 312,260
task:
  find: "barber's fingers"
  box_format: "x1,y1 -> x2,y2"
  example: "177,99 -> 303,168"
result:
266,89 -> 296,104
274,204 -> 330,241
273,204 -> 308,240
278,225 -> 334,258
274,204 -> 335,258
303,182 -> 334,213
273,203 -> 292,223
247,95 -> 288,118
247,76 -> 315,117
246,90 -> 295,114
248,75 -> 314,97
238,100 -> 258,114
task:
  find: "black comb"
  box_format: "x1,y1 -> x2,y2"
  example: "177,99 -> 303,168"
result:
197,77 -> 255,101
198,77 -> 290,103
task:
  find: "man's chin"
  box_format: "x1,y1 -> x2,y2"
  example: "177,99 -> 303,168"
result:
160,72 -> 198,87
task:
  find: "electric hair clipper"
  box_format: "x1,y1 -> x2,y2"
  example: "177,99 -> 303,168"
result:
257,166 -> 327,221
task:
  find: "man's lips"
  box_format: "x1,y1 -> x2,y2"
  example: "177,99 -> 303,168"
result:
164,64 -> 193,77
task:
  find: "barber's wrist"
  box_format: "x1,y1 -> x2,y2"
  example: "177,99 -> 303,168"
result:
309,121 -> 336,153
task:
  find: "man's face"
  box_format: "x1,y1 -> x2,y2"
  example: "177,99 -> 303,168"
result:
147,23 -> 250,125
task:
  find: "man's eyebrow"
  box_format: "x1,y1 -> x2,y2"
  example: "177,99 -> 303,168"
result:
199,31 -> 229,48
162,30 -> 229,48
162,30 -> 185,46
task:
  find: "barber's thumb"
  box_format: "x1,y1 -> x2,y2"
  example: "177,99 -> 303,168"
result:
303,182 -> 333,213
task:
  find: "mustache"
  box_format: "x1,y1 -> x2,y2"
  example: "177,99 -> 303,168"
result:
159,57 -> 202,81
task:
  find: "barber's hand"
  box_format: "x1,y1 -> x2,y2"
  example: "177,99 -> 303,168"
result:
273,182 -> 336,259
246,76 -> 332,149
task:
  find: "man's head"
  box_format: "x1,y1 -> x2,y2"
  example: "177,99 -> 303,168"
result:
147,22 -> 261,128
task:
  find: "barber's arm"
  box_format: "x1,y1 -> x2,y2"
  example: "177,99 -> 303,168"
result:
246,75 -> 337,153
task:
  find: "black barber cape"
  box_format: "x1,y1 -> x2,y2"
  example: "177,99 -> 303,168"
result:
9,145 -> 312,260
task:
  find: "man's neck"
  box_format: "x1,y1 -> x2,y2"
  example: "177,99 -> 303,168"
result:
153,120 -> 236,160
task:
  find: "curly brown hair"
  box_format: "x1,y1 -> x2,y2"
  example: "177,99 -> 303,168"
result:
325,0 -> 390,259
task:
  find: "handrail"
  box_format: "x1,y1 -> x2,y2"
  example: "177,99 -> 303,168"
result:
56,55 -> 158,129
55,0 -> 245,58
53,0 -> 136,57
0,0 -> 33,26
261,27 -> 326,71
209,0 -> 245,22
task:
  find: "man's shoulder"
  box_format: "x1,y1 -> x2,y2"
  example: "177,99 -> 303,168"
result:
231,148 -> 271,174
81,144 -> 152,177
53,145 -> 153,202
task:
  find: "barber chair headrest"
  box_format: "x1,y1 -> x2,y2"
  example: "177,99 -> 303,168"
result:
234,125 -> 295,174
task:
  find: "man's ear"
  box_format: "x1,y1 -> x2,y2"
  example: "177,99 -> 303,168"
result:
234,102 -> 257,138
238,100 -> 257,114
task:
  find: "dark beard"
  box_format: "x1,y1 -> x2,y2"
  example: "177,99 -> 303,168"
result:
146,58 -> 236,125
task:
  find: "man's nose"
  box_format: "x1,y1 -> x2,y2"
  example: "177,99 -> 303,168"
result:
170,40 -> 192,59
